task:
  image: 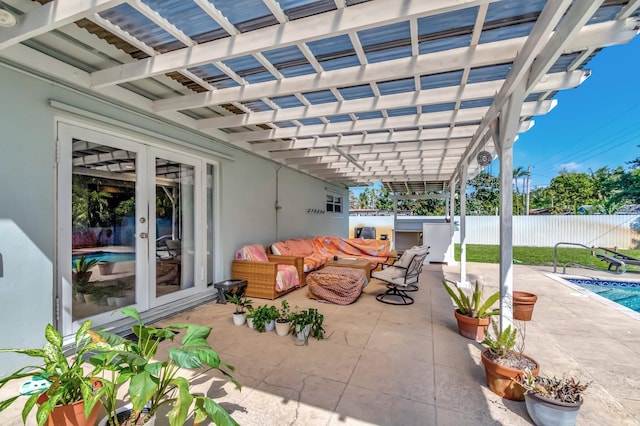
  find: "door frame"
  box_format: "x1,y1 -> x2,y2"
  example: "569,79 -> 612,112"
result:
56,119 -> 222,338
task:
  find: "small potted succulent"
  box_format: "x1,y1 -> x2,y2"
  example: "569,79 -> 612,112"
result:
519,370 -> 589,426
480,321 -> 540,401
275,300 -> 292,336
442,280 -> 500,340
226,293 -> 253,326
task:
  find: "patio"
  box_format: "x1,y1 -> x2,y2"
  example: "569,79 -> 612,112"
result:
5,262 -> 638,425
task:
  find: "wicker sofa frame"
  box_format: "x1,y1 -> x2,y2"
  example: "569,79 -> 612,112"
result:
231,254 -> 304,300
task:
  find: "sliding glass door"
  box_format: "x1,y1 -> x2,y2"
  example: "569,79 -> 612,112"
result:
57,123 -> 214,336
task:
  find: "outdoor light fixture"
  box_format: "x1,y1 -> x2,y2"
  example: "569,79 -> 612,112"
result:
0,9 -> 16,27
330,144 -> 364,171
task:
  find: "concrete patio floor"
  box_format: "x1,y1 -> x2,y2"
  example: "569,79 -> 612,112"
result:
2,262 -> 639,425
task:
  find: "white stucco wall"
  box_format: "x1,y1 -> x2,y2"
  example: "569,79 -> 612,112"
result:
0,65 -> 348,376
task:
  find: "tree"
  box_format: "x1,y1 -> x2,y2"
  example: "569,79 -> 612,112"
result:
547,171 -> 595,214
467,172 -> 500,215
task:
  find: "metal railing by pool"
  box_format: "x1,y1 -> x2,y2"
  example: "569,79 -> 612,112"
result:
553,242 -> 626,274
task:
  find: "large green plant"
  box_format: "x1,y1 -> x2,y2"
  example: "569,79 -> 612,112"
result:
442,280 -> 500,318
0,320 -> 114,426
90,307 -> 239,426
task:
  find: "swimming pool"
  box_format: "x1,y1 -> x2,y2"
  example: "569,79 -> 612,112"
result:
565,278 -> 640,313
72,251 -> 136,265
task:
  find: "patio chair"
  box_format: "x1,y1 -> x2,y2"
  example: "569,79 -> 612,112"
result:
231,244 -> 303,300
371,245 -> 430,305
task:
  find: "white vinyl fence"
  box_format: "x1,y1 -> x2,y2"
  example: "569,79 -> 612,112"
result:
349,215 -> 640,249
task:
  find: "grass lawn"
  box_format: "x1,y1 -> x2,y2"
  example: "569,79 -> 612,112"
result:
454,244 -> 640,272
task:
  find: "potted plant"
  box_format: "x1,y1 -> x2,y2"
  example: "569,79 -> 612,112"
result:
98,261 -> 116,276
246,305 -> 256,329
250,305 -> 278,333
91,307 -> 240,426
519,370 -> 589,426
0,320 -> 114,426
73,256 -> 99,301
480,321 -> 540,401
442,280 -> 500,340
290,307 -> 327,345
226,293 -> 253,326
275,300 -> 292,336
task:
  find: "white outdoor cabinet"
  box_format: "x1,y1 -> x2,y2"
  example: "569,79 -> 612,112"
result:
423,222 -> 453,264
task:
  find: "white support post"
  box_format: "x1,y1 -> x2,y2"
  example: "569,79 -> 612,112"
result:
459,164 -> 468,286
449,180 -> 456,266
495,80 -> 526,333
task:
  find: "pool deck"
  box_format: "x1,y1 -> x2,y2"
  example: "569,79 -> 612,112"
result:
1,262 -> 639,425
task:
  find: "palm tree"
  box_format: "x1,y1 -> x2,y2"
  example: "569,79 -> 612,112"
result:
513,167 -> 527,214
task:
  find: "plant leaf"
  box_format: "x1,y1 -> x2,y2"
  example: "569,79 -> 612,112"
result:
75,320 -> 92,349
477,291 -> 501,317
169,348 -> 202,369
192,348 -> 220,369
35,400 -> 52,426
21,393 -> 39,424
203,397 -> 239,426
0,395 -> 20,412
129,371 -> 159,411
0,349 -> 46,358
167,377 -> 192,426
441,280 -> 466,313
120,307 -> 142,322
44,324 -> 63,349
181,325 -> 212,348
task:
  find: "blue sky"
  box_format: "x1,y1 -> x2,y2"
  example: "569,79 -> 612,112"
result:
510,35 -> 640,188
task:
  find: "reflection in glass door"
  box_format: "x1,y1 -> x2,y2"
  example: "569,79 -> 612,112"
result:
153,155 -> 195,301
70,140 -> 138,321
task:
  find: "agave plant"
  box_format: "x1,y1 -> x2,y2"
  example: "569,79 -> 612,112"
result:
519,369 -> 590,404
442,280 -> 500,318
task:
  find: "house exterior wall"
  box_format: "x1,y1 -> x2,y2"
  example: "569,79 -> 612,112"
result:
0,65 -> 348,376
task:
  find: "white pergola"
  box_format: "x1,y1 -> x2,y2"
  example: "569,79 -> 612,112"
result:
1,0 -> 639,329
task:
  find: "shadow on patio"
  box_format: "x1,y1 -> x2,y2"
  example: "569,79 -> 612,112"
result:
148,262 -> 639,425
3,263 -> 638,425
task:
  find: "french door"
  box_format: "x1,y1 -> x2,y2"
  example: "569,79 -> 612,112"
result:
57,122 -> 213,337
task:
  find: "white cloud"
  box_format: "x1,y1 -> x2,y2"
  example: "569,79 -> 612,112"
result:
558,162 -> 581,171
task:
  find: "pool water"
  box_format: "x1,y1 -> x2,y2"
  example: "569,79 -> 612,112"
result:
566,278 -> 640,313
72,251 -> 136,265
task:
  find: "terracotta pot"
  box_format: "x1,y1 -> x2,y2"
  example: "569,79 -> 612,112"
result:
513,291 -> 538,321
481,350 -> 540,401
453,310 -> 490,341
37,392 -> 101,426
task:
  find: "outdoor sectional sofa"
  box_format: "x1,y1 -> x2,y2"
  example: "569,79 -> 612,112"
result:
268,236 -> 393,282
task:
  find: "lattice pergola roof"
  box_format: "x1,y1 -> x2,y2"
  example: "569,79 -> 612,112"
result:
1,0 -> 638,189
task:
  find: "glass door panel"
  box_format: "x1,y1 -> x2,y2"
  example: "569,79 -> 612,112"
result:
153,155 -> 196,301
70,140 -> 139,321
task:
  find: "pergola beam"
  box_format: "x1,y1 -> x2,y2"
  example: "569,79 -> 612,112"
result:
229,98 -> 559,142
91,0 -> 494,88
151,19 -> 632,113
0,0 -> 125,50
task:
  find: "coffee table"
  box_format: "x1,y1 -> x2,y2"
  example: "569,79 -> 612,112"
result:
322,258 -> 371,280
